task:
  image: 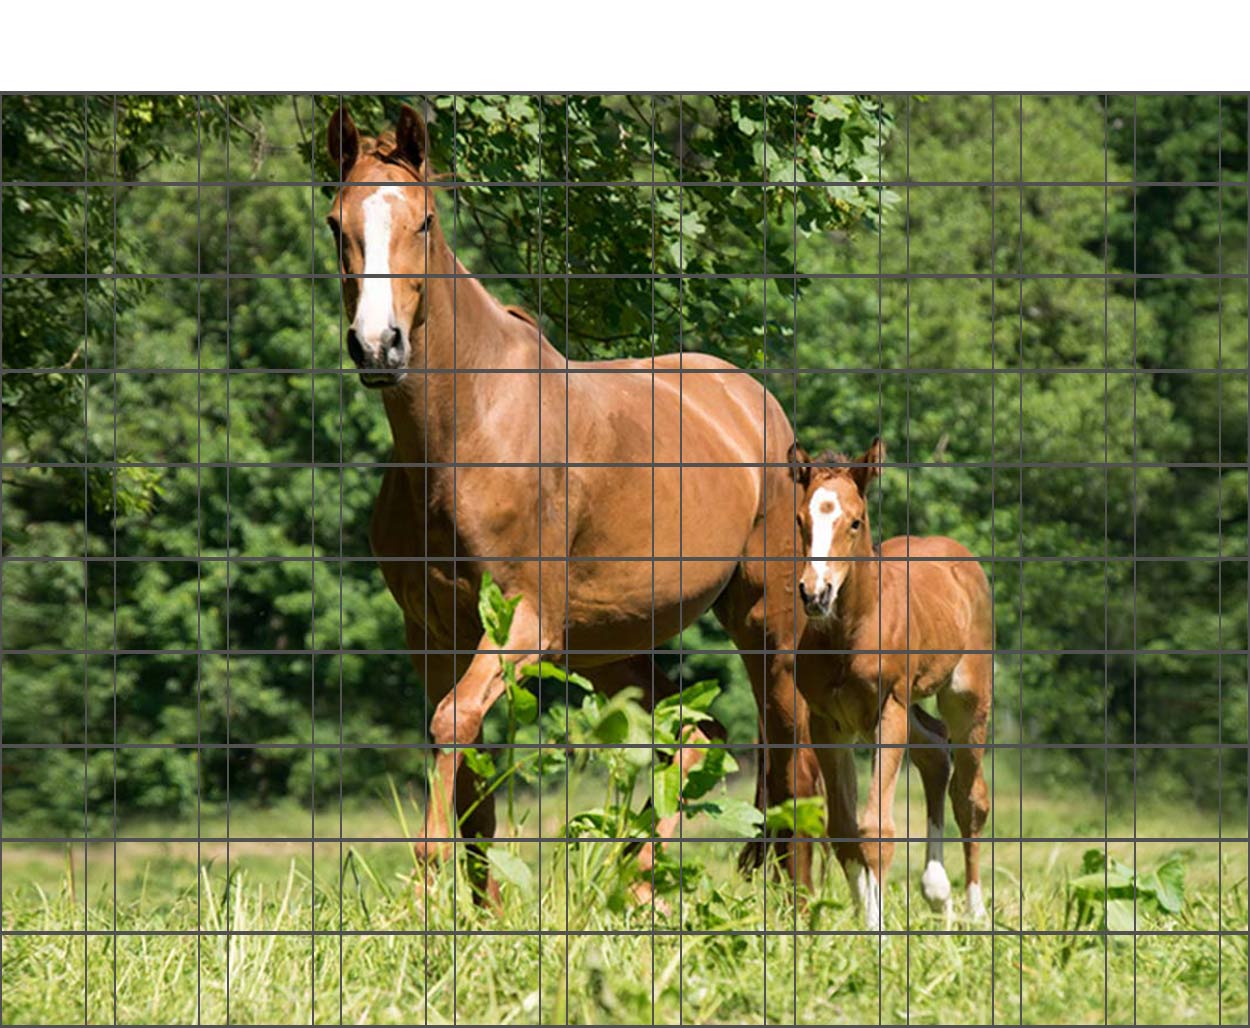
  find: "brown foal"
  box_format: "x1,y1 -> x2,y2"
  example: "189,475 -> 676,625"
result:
790,439 -> 993,927
325,105 -> 819,903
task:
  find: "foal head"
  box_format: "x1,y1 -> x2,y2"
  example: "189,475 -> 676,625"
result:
326,105 -> 438,388
789,438 -> 885,620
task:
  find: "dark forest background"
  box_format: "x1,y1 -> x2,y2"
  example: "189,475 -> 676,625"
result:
2,95 -> 1246,833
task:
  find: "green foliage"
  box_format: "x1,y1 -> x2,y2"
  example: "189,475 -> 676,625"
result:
1066,847 -> 1187,937
2,94 -> 1246,834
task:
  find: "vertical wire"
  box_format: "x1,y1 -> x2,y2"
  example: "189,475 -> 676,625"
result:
110,92 -> 119,1027
676,92 -> 685,1026
789,93 -> 800,1026
532,92 -> 542,1025
1016,91 -> 1025,1025
760,92 -> 772,1022
194,92 -> 204,1028
899,91 -> 912,1005
306,93 -> 317,1023
989,91 -> 998,1026
1101,92 -> 1111,1026
904,93 -> 913,1021
81,92 -> 89,1028
561,94 -> 572,1028
223,94 -> 233,1027
334,92 -> 347,1028
1215,94 -> 1225,1027
648,92 -> 658,1027
877,93 -> 887,1028
1130,95 -> 1139,1022
450,91 -> 460,1026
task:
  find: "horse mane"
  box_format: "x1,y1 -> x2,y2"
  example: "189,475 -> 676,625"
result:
503,305 -> 539,329
359,130 -> 434,181
814,450 -> 853,469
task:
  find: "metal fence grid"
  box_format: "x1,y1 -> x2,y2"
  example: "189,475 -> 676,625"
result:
0,92 -> 1247,1024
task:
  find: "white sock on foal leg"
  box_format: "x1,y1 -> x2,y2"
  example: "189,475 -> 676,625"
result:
920,817 -> 952,914
854,864 -> 882,931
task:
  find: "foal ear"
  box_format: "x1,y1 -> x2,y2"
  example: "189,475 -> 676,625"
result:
850,437 -> 886,496
787,442 -> 811,488
327,107 -> 360,177
394,104 -> 429,173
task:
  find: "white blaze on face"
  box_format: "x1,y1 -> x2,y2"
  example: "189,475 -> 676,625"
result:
354,186 -> 404,348
808,485 -> 846,598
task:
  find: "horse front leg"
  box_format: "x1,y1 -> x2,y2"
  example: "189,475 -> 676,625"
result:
419,602 -> 541,869
855,694 -> 908,930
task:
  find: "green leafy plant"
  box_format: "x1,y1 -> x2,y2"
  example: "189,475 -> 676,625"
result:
1065,848 -> 1186,937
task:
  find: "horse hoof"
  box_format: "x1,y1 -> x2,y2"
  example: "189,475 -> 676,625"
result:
737,839 -> 767,875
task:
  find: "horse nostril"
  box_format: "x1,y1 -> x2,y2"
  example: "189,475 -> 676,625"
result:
382,327 -> 404,365
819,584 -> 833,607
798,580 -> 809,604
346,328 -> 365,366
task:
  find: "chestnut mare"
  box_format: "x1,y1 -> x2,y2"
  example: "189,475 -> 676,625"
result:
325,105 -> 819,902
790,439 -> 992,927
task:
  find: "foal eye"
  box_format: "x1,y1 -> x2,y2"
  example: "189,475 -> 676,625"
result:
850,518 -> 862,531
418,213 -> 434,234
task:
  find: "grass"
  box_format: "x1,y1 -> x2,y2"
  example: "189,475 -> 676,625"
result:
2,764 -> 1247,1025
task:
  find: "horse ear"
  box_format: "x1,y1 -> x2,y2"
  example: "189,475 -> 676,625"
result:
328,107 -> 359,177
787,442 -> 811,488
851,437 -> 886,496
395,104 -> 428,173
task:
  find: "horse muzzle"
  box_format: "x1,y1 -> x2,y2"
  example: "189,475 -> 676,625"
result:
798,578 -> 835,619
347,326 -> 408,388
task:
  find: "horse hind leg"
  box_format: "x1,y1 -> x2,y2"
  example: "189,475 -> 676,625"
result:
938,656 -> 991,922
909,704 -> 953,917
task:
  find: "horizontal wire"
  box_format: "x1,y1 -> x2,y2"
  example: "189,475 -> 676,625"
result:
3,271 -> 1249,281
4,646 -> 1247,658
2,833 -> 1246,847
4,740 -> 1244,753
4,177 -> 1248,189
3,927 -> 1246,940
3,554 -> 1246,566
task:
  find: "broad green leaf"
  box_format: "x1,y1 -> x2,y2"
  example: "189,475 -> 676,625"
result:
487,847 -> 534,898
477,572 -> 521,647
507,680 -> 538,725
1105,897 -> 1135,933
462,747 -> 496,779
687,798 -> 764,838
654,761 -> 683,821
520,661 -> 593,691
1153,857 -> 1186,914
682,747 -> 739,801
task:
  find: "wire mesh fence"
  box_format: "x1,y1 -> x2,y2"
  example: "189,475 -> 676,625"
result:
0,93 -> 1247,1024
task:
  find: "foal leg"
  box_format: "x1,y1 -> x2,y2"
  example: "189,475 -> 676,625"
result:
419,602 -> 542,868
811,726 -> 862,910
938,662 -> 991,922
909,704 -> 953,916
856,695 -> 908,930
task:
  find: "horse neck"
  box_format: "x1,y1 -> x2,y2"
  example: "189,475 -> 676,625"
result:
832,534 -> 881,643
380,234 -> 560,464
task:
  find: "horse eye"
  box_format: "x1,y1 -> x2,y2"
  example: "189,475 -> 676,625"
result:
850,519 -> 862,531
418,213 -> 434,234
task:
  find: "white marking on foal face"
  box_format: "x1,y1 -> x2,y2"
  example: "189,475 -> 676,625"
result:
354,186 -> 404,349
808,485 -> 846,595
